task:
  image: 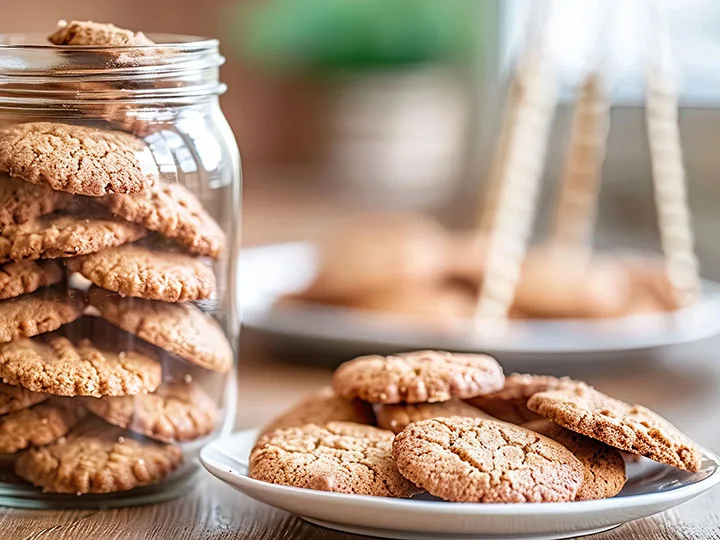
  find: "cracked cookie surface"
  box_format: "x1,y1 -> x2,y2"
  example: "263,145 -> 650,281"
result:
392,417 -> 584,503
0,288 -> 85,343
0,260 -> 64,300
0,332 -> 161,397
260,387 -> 375,436
84,382 -> 218,443
15,417 -> 182,494
66,244 -> 215,302
522,419 -> 626,500
527,382 -> 701,472
48,20 -> 155,46
0,382 -> 48,415
0,399 -> 83,453
87,286 -> 231,372
375,399 -> 493,434
250,421 -> 420,497
0,122 -> 157,196
0,175 -> 72,229
333,350 -> 504,404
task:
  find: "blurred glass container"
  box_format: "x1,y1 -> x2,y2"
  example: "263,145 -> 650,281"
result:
0,34 -> 239,507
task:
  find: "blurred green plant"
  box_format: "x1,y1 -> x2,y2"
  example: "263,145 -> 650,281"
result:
226,0 -> 478,71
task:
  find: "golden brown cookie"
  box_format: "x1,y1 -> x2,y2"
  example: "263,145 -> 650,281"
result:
260,387 -> 375,436
0,382 -> 48,415
333,350 -> 504,404
392,417 -> 584,503
0,332 -> 162,397
0,175 -> 72,229
465,373 -> 568,424
0,288 -> 85,343
0,122 -> 157,196
624,256 -> 680,314
15,418 -> 182,494
66,244 -> 215,302
375,398 -> 493,434
527,382 -> 702,472
0,399 -> 83,454
48,20 -> 155,46
522,419 -> 627,500
0,211 -> 146,263
0,260 -> 64,300
86,286 -> 232,373
84,382 -> 217,443
250,422 -> 420,498
99,181 -> 225,259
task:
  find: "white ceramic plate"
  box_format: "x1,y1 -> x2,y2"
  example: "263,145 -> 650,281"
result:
238,242 -> 720,356
201,429 -> 720,540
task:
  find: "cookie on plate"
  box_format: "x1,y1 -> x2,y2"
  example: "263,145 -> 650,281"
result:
523,419 -> 627,500
15,418 -> 182,494
0,288 -> 85,343
465,373 -> 568,424
392,417 -> 584,503
48,20 -> 155,46
0,175 -> 72,229
375,399 -> 493,434
0,122 -> 157,196
260,387 -> 375,436
0,399 -> 83,454
527,382 -> 702,472
0,382 -> 48,415
66,243 -> 215,302
333,350 -> 504,404
250,422 -> 420,498
86,286 -> 231,373
84,382 -> 218,443
0,260 -> 64,300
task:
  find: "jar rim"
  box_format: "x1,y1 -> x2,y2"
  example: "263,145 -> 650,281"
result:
0,32 -> 218,51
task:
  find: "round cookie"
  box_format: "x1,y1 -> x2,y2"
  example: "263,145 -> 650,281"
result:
84,382 -> 217,443
392,417 -> 584,503
465,373 -> 568,424
260,387 -> 375,436
0,211 -> 146,262
250,421 -> 420,498
0,333 -> 162,397
99,181 -> 226,259
15,418 -> 182,494
527,382 -> 702,472
48,20 -> 155,46
86,286 -> 231,373
0,260 -> 64,300
0,288 -> 85,343
523,419 -> 627,500
0,400 -> 83,454
0,122 -> 157,196
66,244 -> 215,302
333,350 -> 504,404
375,399 -> 493,434
0,175 -> 72,229
0,382 -> 48,415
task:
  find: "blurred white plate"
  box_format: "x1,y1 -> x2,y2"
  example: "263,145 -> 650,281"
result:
201,428 -> 720,540
238,242 -> 720,356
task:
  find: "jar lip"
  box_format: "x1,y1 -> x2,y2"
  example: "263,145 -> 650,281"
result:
0,32 -> 219,51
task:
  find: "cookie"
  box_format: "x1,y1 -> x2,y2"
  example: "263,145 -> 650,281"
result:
465,373 -> 568,424
99,181 -> 226,258
0,122 -> 157,196
0,332 -> 161,397
392,417 -> 584,503
0,260 -> 64,300
86,286 -> 231,372
250,422 -> 420,498
522,419 -> 627,500
527,382 -> 702,472
84,382 -> 217,443
333,350 -> 504,404
0,288 -> 85,343
0,211 -> 146,262
0,175 -> 72,229
375,398 -> 493,434
48,20 -> 155,46
0,399 -> 83,454
260,387 -> 375,436
15,418 -> 182,494
0,382 -> 48,415
66,244 -> 215,302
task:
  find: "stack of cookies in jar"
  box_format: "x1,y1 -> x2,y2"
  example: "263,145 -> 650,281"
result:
0,21 -> 232,496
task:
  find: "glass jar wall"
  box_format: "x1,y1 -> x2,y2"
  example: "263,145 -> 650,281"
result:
0,33 -> 240,507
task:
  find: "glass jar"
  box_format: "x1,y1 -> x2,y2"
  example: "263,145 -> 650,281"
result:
0,33 -> 240,508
